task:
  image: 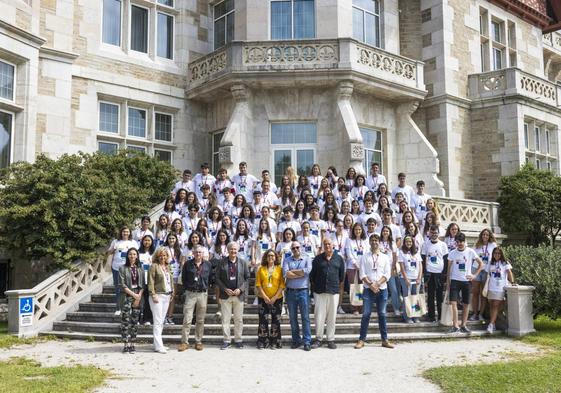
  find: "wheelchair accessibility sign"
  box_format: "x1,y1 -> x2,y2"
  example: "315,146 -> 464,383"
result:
19,297 -> 34,327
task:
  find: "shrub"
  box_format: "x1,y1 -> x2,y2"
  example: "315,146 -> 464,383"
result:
505,245 -> 561,319
0,151 -> 176,268
498,164 -> 561,246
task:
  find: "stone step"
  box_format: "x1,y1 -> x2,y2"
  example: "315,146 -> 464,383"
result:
52,320 -> 487,336
42,329 -> 501,345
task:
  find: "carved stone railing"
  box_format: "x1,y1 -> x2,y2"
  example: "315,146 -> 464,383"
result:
468,67 -> 561,108
6,255 -> 111,337
543,32 -> 561,54
187,38 -> 425,99
434,196 -> 500,235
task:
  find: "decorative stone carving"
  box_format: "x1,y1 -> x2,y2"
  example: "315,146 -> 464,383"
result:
219,146 -> 232,164
350,143 -> 364,160
355,43 -> 417,81
337,81 -> 354,100
480,74 -> 505,91
189,49 -> 227,82
520,75 -> 556,102
231,84 -> 249,102
243,41 -> 338,65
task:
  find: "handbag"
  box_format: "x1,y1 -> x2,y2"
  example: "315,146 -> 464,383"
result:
482,274 -> 490,298
439,290 -> 453,326
350,271 -> 364,307
403,280 -> 427,318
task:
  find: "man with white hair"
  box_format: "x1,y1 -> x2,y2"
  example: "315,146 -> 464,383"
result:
215,241 -> 250,350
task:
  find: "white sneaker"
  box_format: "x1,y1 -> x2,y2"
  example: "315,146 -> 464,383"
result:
311,298 -> 315,306
114,310 -> 121,316
144,321 -> 151,326
486,323 -> 496,334
253,297 -> 258,305
337,306 -> 346,314
155,348 -> 167,354
393,311 -> 401,317
281,306 -> 287,315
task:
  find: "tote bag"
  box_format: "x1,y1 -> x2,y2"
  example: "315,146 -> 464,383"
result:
440,290 -> 454,326
482,274 -> 490,298
404,283 -> 427,318
350,272 -> 364,307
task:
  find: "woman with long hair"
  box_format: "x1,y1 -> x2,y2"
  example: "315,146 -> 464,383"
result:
233,219 -> 252,261
138,235 -> 155,325
163,233 -> 181,325
470,228 -> 498,322
276,228 -> 296,264
279,184 -> 297,209
119,247 -> 144,353
155,214 -> 170,247
444,223 -> 460,251
286,166 -> 298,191
229,194 -> 246,224
307,164 -> 323,197
163,196 -> 181,223
344,222 -> 368,315
380,226 -> 401,317
398,235 -> 423,323
252,219 -> 276,269
486,247 -> 515,334
148,247 -> 174,353
345,167 -> 356,188
294,199 -> 309,224
107,226 -> 137,316
170,218 -> 188,247
296,175 -> 310,196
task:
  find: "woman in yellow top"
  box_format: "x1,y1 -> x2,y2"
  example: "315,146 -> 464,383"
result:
255,249 -> 285,349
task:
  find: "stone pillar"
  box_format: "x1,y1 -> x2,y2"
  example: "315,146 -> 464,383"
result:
219,84 -> 251,173
506,285 -> 536,337
336,81 -> 365,174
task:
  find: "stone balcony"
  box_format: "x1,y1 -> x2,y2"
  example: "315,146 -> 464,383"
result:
187,38 -> 425,102
543,31 -> 561,58
468,67 -> 561,109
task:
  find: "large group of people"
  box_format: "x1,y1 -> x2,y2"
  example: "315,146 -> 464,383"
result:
107,161 -> 515,354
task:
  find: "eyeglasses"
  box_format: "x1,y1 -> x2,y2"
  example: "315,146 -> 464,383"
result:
291,246 -> 300,250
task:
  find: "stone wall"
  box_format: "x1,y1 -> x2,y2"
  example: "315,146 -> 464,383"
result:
399,0 -> 422,60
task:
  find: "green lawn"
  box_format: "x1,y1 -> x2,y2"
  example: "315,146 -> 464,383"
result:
0,322 -> 54,349
423,316 -> 561,393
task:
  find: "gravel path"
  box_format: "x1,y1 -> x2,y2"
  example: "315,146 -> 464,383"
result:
0,338 -> 540,393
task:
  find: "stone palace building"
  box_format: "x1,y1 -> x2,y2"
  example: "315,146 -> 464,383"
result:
1,0 -> 560,201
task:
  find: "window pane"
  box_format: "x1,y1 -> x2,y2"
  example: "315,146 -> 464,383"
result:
352,8 -> 364,42
158,0 -> 173,6
364,12 -> 376,46
271,1 -> 292,40
99,103 -> 119,133
274,150 -> 292,186
127,145 -> 146,153
0,61 -> 15,101
157,13 -> 173,59
492,48 -> 502,70
131,5 -> 148,53
102,0 -> 121,46
524,123 -> 529,149
0,112 -> 12,168
296,149 -> 314,176
155,149 -> 172,162
226,13 -> 235,44
155,113 -> 172,141
360,127 -> 381,150
271,123 -> 316,144
213,132 -> 224,152
214,17 -> 226,49
98,142 -> 118,155
353,0 -> 377,13
128,108 -> 146,137
294,0 -> 315,39
215,0 -> 234,19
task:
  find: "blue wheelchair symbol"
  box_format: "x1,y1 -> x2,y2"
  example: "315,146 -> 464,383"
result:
19,297 -> 33,314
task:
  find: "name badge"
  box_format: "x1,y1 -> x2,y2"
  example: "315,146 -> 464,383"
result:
311,229 -> 319,236
256,214 -> 262,219
493,271 -> 501,278
304,245 -> 312,253
261,242 -> 268,250
358,196 -> 363,202
142,264 -> 150,271
313,184 -> 318,189
421,206 -> 426,211
240,185 -> 247,192
410,261 -> 417,268
430,256 -> 437,264
267,282 -> 273,288
459,263 -> 466,271
357,250 -> 363,256
230,275 -> 236,281
482,255 -> 489,262
120,251 -> 127,258
188,256 -> 194,260
284,251 -> 291,258
211,230 -> 217,237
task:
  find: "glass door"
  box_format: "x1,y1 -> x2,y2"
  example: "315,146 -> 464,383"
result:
273,148 -> 315,186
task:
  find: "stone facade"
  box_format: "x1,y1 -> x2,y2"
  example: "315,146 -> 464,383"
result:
0,0 -> 559,203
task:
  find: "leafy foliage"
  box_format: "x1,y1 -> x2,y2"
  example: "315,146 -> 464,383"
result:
505,245 -> 561,320
497,164 -> 561,246
0,151 -> 175,267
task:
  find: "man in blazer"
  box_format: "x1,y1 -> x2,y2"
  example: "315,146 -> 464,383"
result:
215,241 -> 250,349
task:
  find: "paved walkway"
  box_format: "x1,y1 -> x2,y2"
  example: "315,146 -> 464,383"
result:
0,338 -> 539,393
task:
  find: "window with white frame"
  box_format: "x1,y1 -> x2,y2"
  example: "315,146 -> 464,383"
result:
155,112 -> 172,142
546,129 -> 550,154
352,0 -> 381,48
0,60 -> 15,101
99,141 -> 118,155
157,12 -> 173,59
214,0 -> 234,49
158,0 -> 173,6
127,145 -> 146,153
360,126 -> 383,173
523,118 -> 558,173
212,131 -> 224,176
535,126 -> 541,152
102,0 -> 121,46
479,8 -> 516,72
154,149 -> 172,162
270,122 -> 316,186
536,158 -> 541,169
128,107 -> 147,138
130,5 -> 149,53
0,111 -> 13,168
271,0 -> 315,40
99,102 -> 119,133
524,122 -> 529,149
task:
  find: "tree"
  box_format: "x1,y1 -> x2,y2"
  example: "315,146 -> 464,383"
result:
0,151 -> 176,268
498,164 -> 561,246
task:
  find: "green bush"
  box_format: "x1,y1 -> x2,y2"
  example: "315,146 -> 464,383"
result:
505,245 -> 561,319
0,151 -> 176,268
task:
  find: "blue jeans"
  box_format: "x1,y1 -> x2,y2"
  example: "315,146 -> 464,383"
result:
387,276 -> 401,314
285,288 -> 311,345
112,268 -> 122,311
359,288 -> 388,341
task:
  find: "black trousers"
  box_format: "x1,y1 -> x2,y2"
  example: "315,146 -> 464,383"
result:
427,272 -> 444,319
257,298 -> 282,345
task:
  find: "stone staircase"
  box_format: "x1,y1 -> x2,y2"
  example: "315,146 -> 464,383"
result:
43,278 -> 499,345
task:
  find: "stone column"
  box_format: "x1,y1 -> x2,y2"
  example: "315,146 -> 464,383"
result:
336,81 -> 365,175
219,84 -> 251,173
506,285 -> 536,337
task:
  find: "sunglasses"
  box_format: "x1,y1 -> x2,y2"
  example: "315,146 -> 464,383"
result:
291,246 -> 300,250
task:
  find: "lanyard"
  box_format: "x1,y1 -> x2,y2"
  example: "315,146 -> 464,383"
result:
355,240 -> 363,251
336,234 -> 344,249
372,253 -> 379,271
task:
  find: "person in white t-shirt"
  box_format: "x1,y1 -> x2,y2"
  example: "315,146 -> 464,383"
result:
486,247 -> 515,334
376,208 -> 402,248
213,167 -> 233,206
470,228 -> 498,322
446,232 -> 483,334
355,233 -> 394,349
132,216 -> 154,246
421,225 -> 448,322
193,163 -> 216,200
411,180 -> 431,222
345,223 -> 369,315
365,162 -> 387,193
172,169 -> 194,196
257,169 -> 278,194
297,221 -> 321,260
398,235 -> 423,323
391,172 -> 415,204
357,198 -> 381,231
307,164 -> 324,197
278,206 -> 302,239
107,226 -> 137,315
231,161 -> 259,201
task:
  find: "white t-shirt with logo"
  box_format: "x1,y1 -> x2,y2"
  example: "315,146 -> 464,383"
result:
421,239 -> 448,274
110,239 -> 137,271
398,249 -> 422,280
448,247 -> 480,282
485,260 -> 512,292
473,242 -> 497,273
